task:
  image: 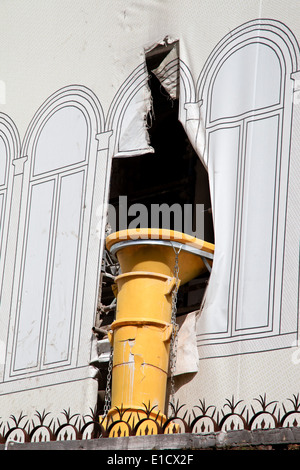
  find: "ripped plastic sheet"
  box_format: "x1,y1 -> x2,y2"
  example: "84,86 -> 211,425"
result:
152,45 -> 179,100
116,76 -> 154,157
174,311 -> 199,376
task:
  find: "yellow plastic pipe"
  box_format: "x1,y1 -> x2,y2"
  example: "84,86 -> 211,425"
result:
105,229 -> 214,429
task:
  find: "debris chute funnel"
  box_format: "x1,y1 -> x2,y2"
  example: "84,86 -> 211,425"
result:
105,229 -> 214,431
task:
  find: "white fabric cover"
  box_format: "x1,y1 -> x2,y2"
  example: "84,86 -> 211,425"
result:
0,0 -> 299,419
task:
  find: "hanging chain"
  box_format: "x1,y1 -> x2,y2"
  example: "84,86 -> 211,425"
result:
103,345 -> 113,418
169,243 -> 182,412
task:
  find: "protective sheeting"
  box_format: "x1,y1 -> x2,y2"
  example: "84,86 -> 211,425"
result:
175,312 -> 199,376
194,20 -> 299,357
107,63 -> 154,158
0,0 -> 299,421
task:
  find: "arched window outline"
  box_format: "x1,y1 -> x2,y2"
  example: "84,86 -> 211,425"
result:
195,20 -> 300,356
0,115 -> 20,301
5,85 -> 107,379
207,39 -> 284,124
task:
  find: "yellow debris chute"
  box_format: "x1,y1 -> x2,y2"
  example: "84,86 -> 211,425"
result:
105,228 -> 214,429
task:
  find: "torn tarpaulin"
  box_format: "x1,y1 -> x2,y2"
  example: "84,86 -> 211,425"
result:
152,44 -> 180,100
174,311 -> 199,376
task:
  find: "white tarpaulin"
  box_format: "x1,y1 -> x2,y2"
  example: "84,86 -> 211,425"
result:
0,0 -> 299,422
175,312 -> 199,376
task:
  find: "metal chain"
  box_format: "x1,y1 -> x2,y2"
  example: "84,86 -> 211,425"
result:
103,345 -> 113,417
169,243 -> 182,412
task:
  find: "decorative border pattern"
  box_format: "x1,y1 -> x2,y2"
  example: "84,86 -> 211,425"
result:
1,394 -> 300,443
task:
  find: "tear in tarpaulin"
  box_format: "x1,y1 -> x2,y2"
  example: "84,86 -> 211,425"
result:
152,45 -> 180,100
116,37 -> 179,158
145,36 -> 207,168
146,36 -> 180,101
